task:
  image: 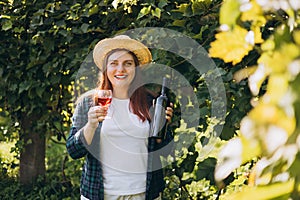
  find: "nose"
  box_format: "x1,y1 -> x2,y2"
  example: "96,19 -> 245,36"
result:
116,63 -> 125,71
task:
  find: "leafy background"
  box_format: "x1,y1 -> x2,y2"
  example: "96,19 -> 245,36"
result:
1,0 -> 300,199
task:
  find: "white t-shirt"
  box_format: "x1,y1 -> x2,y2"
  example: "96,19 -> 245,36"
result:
100,98 -> 150,195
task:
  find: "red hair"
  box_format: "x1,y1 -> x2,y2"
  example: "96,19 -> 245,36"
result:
99,49 -> 151,122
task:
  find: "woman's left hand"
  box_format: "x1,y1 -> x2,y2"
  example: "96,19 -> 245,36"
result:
165,102 -> 173,123
156,103 -> 174,144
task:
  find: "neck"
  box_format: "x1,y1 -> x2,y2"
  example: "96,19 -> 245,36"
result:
113,87 -> 129,99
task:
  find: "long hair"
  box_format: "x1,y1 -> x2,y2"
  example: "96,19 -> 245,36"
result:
99,48 -> 151,122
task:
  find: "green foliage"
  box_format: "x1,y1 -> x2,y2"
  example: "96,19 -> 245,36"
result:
0,0 -> 272,199
0,139 -> 82,199
211,0 -> 300,199
0,142 -> 18,178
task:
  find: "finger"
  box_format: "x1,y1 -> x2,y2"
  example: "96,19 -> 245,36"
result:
98,116 -> 104,122
165,108 -> 173,117
166,107 -> 173,113
93,106 -> 104,113
89,106 -> 108,123
165,111 -> 172,117
88,114 -> 99,124
88,106 -> 99,115
93,108 -> 108,118
166,115 -> 172,123
98,115 -> 107,122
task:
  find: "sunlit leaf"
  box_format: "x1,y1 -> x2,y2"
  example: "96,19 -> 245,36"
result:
293,30 -> 300,45
266,74 -> 288,103
151,7 -> 161,19
248,63 -> 269,96
259,43 -> 300,73
241,0 -> 266,25
173,3 -> 192,17
246,160 -> 274,186
227,179 -> 294,200
88,5 -> 99,16
248,103 -> 279,125
261,39 -> 275,51
215,138 -> 242,182
219,0 -> 240,27
233,66 -> 258,82
252,25 -> 264,44
209,26 -> 254,65
263,125 -> 288,154
248,102 -> 296,136
174,3 -> 189,13
240,135 -> 261,163
286,8 -> 296,31
137,5 -> 151,19
277,112 -> 296,136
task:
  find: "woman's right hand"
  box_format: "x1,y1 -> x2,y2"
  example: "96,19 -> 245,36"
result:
87,106 -> 108,127
83,106 -> 108,145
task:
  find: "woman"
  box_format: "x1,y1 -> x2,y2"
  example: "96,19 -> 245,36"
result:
66,35 -> 174,200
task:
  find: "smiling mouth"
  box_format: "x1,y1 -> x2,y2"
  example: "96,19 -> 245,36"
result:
114,75 -> 127,79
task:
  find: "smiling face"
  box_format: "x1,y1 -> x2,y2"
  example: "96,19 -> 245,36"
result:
106,50 -> 137,93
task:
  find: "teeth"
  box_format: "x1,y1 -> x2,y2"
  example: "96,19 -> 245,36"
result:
115,75 -> 127,79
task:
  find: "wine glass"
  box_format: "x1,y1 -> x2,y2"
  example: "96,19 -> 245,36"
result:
94,89 -> 113,119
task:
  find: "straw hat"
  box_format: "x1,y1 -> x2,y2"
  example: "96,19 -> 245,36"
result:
93,35 -> 152,71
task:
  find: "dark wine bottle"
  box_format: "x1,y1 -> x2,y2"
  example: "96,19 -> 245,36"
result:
150,77 -> 169,138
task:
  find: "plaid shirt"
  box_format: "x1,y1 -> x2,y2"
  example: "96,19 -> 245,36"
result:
66,96 -> 174,200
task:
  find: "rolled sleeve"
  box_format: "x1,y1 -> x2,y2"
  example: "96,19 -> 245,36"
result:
66,97 -> 92,159
66,127 -> 88,159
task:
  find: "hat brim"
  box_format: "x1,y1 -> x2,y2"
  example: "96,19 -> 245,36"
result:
93,37 -> 152,71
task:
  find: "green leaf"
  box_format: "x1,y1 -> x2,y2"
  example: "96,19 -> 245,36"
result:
88,5 -> 99,16
229,180 -> 294,200
137,5 -> 151,19
13,27 -> 25,33
151,7 -> 161,19
51,74 -> 61,84
172,19 -> 186,27
158,0 -> 168,8
219,125 -> 236,140
26,139 -> 33,145
2,20 -> 13,31
53,121 -> 62,130
220,0 -> 240,28
80,23 -> 89,33
195,157 -> 217,182
0,15 -> 10,19
177,152 -> 198,178
19,82 -> 31,94
58,29 -> 68,37
173,3 -> 192,17
36,87 -> 44,98
56,20 -> 66,27
192,0 -> 210,15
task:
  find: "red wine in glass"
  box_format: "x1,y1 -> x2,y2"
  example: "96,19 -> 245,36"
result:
97,97 -> 112,107
94,89 -> 113,107
95,89 -> 113,120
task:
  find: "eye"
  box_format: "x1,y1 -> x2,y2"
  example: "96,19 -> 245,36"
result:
109,61 -> 118,67
124,61 -> 134,67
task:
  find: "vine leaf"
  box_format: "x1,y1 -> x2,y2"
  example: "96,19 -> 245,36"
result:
209,26 -> 254,65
